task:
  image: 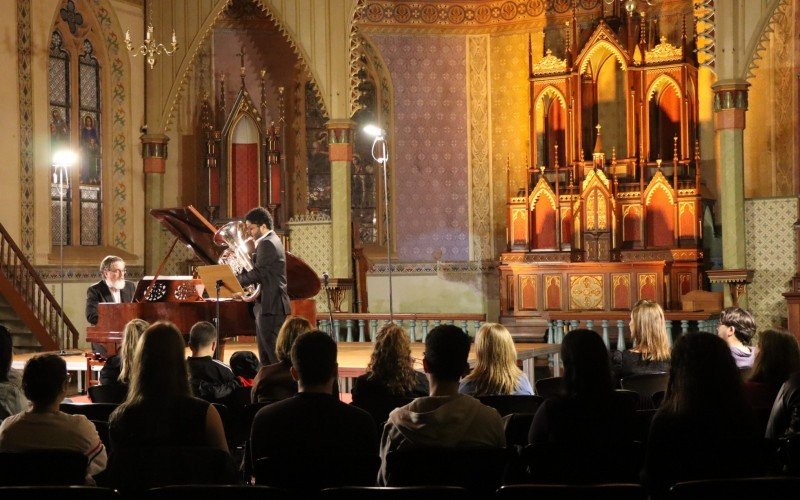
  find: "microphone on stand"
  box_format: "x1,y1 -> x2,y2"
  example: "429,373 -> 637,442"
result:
322,271 -> 336,341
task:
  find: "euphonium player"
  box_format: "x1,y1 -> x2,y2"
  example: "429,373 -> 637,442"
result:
237,207 -> 291,365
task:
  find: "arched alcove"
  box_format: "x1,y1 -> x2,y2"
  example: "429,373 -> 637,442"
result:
647,78 -> 682,161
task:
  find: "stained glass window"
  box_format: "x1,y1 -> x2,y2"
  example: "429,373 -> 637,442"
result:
305,82 -> 330,215
47,3 -> 103,248
351,64 -> 381,246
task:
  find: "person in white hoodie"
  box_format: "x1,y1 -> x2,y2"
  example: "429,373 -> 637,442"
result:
378,324 -> 505,485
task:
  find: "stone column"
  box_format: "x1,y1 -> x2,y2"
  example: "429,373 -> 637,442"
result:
141,134 -> 169,273
326,120 -> 354,283
712,80 -> 749,307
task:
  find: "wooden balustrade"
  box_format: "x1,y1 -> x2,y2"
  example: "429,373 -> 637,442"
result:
0,222 -> 79,350
317,313 -> 487,342
542,311 -> 718,351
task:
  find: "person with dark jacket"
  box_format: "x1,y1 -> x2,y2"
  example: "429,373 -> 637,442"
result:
85,255 -> 136,355
766,370 -> 800,439
186,322 -> 240,403
251,316 -> 313,403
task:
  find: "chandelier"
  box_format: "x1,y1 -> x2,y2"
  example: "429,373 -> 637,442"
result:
124,2 -> 178,69
604,0 -> 655,14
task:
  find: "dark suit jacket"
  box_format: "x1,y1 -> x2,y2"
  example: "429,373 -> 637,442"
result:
85,280 -> 136,325
238,231 -> 291,316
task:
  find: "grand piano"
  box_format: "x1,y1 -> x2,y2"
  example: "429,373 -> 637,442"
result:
87,206 -> 321,355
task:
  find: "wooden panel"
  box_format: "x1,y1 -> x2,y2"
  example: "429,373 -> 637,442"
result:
646,188 -> 674,247
679,202 -> 696,239
678,272 -> 693,297
533,195 -> 556,249
623,205 -> 641,242
638,273 -> 658,302
544,275 -> 562,310
569,275 -> 604,310
506,274 -> 515,311
612,273 -> 631,310
561,208 -> 572,246
518,275 -> 538,311
511,208 -> 528,246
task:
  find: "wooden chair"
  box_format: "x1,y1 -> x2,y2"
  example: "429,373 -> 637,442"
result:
503,412 -> 536,449
0,450 -> 87,486
88,384 -> 127,404
534,377 -> 564,399
321,486 -> 469,499
351,396 -> 415,429
669,477 -> 800,499
384,447 -> 510,496
498,483 -> 647,500
620,372 -> 669,410
254,453 -> 380,491
60,403 -> 118,422
477,395 -> 543,417
0,486 -> 119,499
145,485 -> 289,499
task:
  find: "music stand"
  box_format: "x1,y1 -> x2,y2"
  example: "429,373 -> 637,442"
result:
196,265 -> 245,348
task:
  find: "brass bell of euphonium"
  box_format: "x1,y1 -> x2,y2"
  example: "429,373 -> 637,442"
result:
213,221 -> 261,302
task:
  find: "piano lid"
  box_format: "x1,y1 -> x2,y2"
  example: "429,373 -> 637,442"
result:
150,206 -> 322,300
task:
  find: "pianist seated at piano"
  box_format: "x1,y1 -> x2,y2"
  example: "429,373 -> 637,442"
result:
86,256 -> 136,355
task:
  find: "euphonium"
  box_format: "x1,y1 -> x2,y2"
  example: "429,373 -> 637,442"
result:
213,221 -> 261,302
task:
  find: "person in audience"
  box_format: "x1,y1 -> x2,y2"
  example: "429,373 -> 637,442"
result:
229,350 -> 259,387
251,316 -> 313,403
612,300 -> 671,383
352,323 -> 428,403
765,370 -> 800,439
0,353 -> 106,483
99,318 -> 148,387
109,321 -> 227,452
717,307 -> 757,369
378,324 -> 505,485
528,329 -> 635,448
250,331 -> 377,463
642,333 -> 760,496
0,326 -> 27,422
744,329 -> 800,410
186,321 -> 240,403
459,322 -> 532,396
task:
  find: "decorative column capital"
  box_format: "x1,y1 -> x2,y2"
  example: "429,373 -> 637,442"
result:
141,134 -> 170,174
712,80 -> 750,130
326,120 -> 356,162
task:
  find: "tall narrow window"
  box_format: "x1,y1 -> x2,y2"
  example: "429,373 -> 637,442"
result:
352,69 -> 379,245
47,0 -> 105,247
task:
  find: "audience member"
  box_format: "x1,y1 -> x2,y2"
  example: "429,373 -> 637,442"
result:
251,316 -> 313,403
0,325 -> 27,422
352,323 -> 428,403
0,353 -> 106,483
717,307 -> 757,369
229,351 -> 259,387
109,321 -> 227,451
529,329 -> 635,446
186,321 -> 240,403
612,300 -> 671,382
766,370 -> 800,439
459,322 -> 532,396
250,331 -> 377,464
99,318 -> 148,387
744,329 -> 800,410
642,333 -> 760,496
378,324 -> 505,485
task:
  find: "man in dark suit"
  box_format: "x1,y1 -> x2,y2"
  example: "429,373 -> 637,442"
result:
86,255 -> 136,355
238,207 -> 291,365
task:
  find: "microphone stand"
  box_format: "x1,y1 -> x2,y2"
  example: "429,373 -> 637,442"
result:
322,272 -> 335,341
215,279 -> 223,358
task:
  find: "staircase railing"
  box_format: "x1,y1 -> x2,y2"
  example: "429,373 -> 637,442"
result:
318,312 -> 487,342
0,222 -> 78,350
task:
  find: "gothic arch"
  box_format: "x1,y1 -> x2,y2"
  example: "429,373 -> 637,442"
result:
534,85 -> 567,110
579,40 -> 628,75
646,74 -> 683,101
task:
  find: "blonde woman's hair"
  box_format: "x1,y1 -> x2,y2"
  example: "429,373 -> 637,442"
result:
118,318 -> 149,384
462,323 -> 524,396
275,316 -> 313,363
123,321 -> 190,406
630,301 -> 671,362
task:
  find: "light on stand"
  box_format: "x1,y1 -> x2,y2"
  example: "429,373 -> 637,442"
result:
363,124 -> 393,322
53,149 -> 77,355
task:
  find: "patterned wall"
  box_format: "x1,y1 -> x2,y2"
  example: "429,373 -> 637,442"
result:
370,34 -> 469,262
467,35 -> 492,261
490,33 -> 531,256
745,197 -> 797,330
286,213 -> 332,311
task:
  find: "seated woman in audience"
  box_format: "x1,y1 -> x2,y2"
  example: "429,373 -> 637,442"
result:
109,321 -> 227,452
744,329 -> 800,410
717,307 -> 758,369
459,323 -> 532,396
251,316 -> 313,403
642,333 -> 759,496
0,353 -> 106,483
0,325 -> 27,422
529,329 -> 635,445
99,318 -> 148,387
612,300 -> 670,383
352,323 -> 428,402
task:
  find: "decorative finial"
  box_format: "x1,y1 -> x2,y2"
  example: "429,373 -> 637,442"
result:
656,158 -> 663,170
554,143 -> 559,168
673,135 -> 679,161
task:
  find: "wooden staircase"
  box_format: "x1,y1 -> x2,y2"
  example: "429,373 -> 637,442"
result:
0,222 -> 79,351
0,294 -> 41,353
